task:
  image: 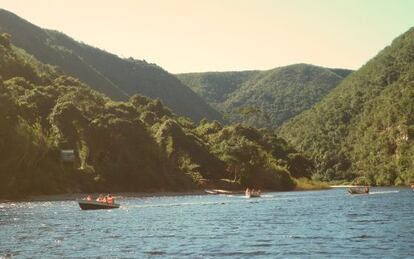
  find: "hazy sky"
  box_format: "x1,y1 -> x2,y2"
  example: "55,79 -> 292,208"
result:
0,0 -> 413,73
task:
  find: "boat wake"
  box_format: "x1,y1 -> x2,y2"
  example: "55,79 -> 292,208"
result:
370,190 -> 399,195
120,194 -> 342,210
122,196 -> 291,209
122,200 -> 240,209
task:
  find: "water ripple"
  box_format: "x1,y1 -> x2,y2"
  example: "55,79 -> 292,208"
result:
0,187 -> 413,258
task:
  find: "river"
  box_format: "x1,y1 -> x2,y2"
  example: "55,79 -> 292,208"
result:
1,188 -> 413,258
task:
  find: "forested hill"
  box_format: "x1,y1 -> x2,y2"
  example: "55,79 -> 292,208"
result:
178,64 -> 352,128
0,33 -> 313,198
0,8 -> 221,122
279,28 -> 414,186
177,70 -> 259,106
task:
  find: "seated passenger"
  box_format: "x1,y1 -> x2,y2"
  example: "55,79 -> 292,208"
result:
245,188 -> 251,196
106,194 -> 114,204
96,194 -> 104,202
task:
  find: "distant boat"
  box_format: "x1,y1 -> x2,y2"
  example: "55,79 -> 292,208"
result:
78,200 -> 120,210
348,186 -> 370,195
245,189 -> 261,198
246,192 -> 261,198
204,189 -> 240,195
204,189 -> 219,194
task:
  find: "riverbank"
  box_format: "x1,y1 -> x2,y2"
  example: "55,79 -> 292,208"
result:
0,190 -> 208,203
330,185 -> 366,188
0,187 -> 321,203
0,183 -> 334,203
293,178 -> 331,191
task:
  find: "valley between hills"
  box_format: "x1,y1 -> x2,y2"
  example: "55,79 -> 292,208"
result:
0,8 -> 413,199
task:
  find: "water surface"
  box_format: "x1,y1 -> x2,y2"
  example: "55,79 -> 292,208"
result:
1,188 -> 413,258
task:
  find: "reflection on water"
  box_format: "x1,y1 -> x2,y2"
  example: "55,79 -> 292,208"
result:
1,188 -> 413,258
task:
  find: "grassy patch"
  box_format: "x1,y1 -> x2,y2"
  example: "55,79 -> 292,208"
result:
294,178 -> 331,190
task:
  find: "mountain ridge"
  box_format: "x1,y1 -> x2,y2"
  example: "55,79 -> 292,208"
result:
178,64 -> 352,128
0,32 -> 312,198
279,27 -> 414,185
0,8 -> 222,122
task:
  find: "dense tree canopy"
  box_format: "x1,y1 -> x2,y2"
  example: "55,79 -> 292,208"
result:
0,8 -> 222,122
178,64 -> 351,128
0,33 -> 311,198
279,28 -> 414,186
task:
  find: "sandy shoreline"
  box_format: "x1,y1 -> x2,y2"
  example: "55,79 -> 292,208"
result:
330,185 -> 366,188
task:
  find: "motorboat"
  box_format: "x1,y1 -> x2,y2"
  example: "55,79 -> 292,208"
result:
204,189 -> 241,195
78,200 -> 120,210
246,192 -> 261,198
347,186 -> 370,195
245,189 -> 261,198
204,189 -> 220,194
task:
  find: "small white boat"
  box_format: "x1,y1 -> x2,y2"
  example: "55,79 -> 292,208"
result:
204,189 -> 219,194
205,189 -> 239,195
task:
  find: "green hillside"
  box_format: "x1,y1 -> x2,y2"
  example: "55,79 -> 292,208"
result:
0,33 -> 312,198
0,9 -> 221,122
177,70 -> 259,105
279,28 -> 414,186
178,64 -> 351,128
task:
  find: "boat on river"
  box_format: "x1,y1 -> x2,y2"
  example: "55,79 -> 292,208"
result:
78,200 -> 120,210
205,189 -> 220,194
204,189 -> 240,195
245,188 -> 261,198
347,186 -> 370,195
246,192 -> 261,198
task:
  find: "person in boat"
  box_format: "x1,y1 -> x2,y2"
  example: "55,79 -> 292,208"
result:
106,194 -> 114,204
86,195 -> 92,201
245,188 -> 251,196
96,194 -> 105,202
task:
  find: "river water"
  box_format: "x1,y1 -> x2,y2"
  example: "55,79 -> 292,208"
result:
1,188 -> 413,258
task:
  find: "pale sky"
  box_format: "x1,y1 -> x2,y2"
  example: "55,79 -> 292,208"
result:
0,0 -> 413,73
